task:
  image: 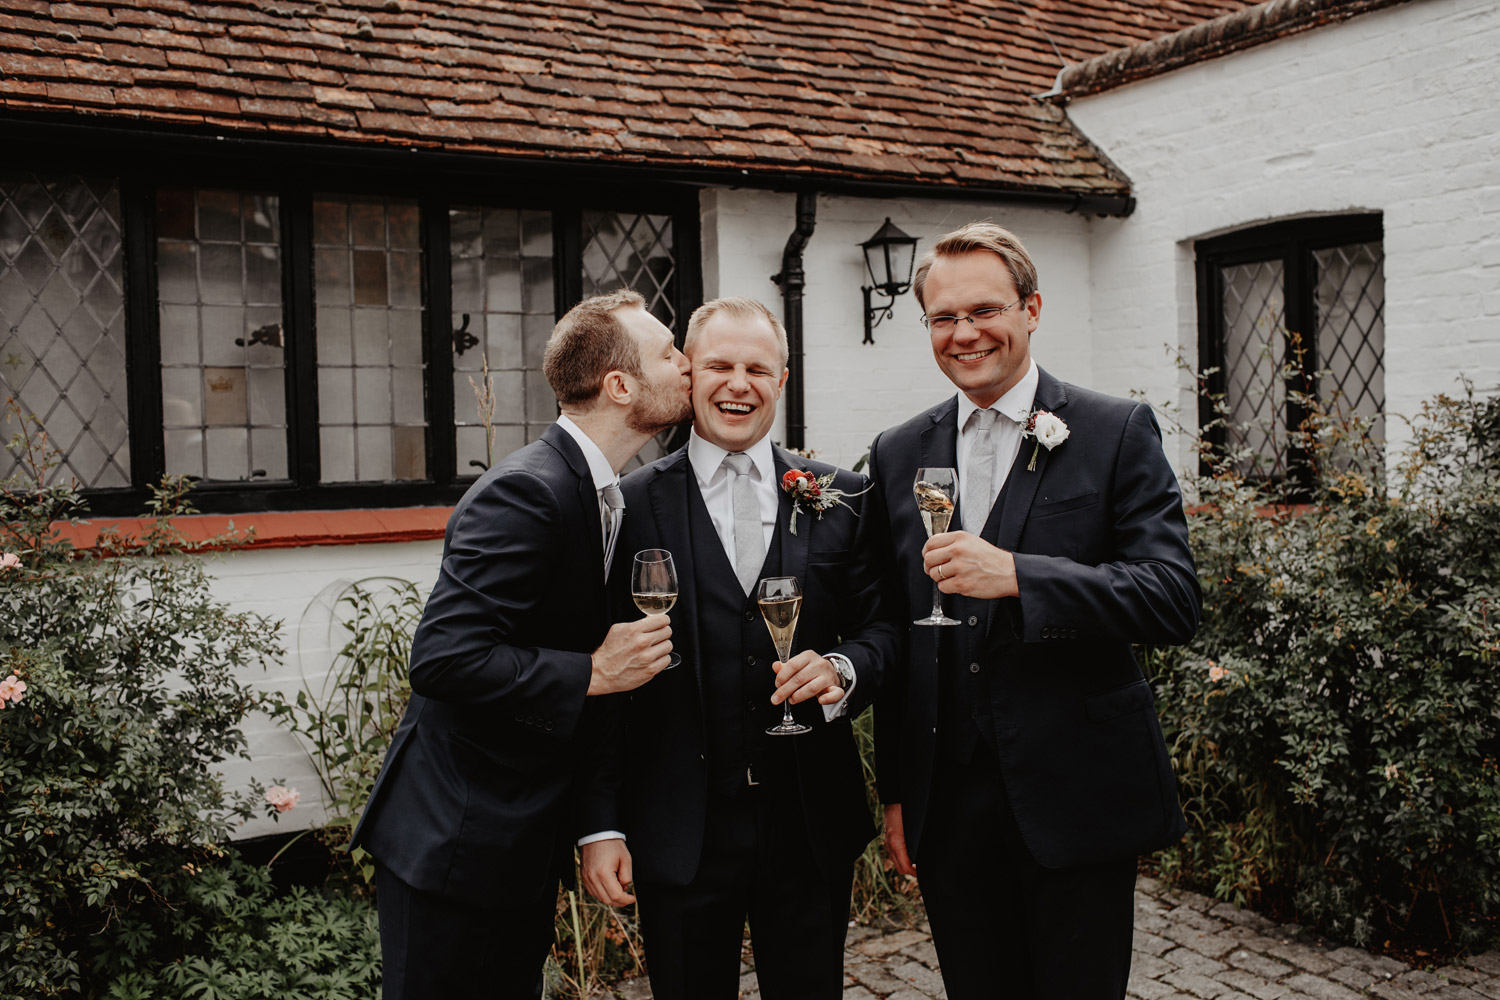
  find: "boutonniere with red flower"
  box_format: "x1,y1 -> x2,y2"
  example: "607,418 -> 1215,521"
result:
1021,409 -> 1069,471
780,468 -> 866,535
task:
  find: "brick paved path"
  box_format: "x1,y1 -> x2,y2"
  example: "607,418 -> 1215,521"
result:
599,875 -> 1500,999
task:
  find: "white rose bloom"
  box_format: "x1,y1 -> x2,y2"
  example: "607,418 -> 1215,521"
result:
1033,412 -> 1069,449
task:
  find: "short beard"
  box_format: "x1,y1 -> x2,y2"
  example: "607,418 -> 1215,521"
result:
627,389 -> 691,436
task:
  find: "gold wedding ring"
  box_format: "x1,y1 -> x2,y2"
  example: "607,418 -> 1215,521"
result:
937,565 -> 946,581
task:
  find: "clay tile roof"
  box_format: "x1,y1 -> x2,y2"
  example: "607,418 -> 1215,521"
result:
1,0 -> 1255,199
1056,0 -> 1414,99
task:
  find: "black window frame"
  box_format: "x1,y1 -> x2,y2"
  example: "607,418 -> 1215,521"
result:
4,136 -> 701,516
1195,213 -> 1384,486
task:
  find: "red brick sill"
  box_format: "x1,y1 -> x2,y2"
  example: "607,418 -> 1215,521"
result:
52,507 -> 453,552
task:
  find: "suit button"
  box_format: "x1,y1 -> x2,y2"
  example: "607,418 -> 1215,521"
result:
747,655 -> 756,667
1069,628 -> 1079,639
1042,627 -> 1053,639
969,662 -> 980,674
745,610 -> 756,622
514,713 -> 524,722
544,721 -> 555,731
968,616 -> 978,626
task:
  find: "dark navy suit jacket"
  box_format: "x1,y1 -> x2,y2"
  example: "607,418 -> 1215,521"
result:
579,444 -> 898,887
870,368 -> 1200,869
353,423 -> 606,907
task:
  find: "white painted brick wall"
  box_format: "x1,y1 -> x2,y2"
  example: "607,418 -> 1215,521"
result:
701,188 -> 1097,471
1068,0 -> 1500,468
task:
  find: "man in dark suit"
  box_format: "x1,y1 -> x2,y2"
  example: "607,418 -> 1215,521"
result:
352,289 -> 693,1000
869,223 -> 1201,999
578,297 -> 898,1000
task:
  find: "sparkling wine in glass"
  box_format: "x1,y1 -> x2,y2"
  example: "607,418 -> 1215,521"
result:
757,575 -> 811,736
632,549 -> 681,669
913,467 -> 961,626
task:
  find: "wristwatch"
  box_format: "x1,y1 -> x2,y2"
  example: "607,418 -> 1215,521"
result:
827,653 -> 855,689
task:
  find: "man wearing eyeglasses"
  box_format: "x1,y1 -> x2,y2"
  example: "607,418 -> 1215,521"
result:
866,222 -> 1201,998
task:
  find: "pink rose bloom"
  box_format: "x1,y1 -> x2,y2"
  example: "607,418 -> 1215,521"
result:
1208,663 -> 1228,683
265,785 -> 300,813
0,553 -> 19,571
0,674 -> 24,707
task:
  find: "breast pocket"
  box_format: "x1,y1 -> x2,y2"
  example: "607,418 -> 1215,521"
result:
1031,490 -> 1098,520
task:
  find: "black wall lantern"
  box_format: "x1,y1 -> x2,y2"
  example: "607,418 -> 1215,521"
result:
860,218 -> 918,344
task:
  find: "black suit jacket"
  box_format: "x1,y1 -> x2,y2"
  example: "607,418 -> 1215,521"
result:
869,368 -> 1200,869
353,423 -> 605,907
580,444 -> 898,886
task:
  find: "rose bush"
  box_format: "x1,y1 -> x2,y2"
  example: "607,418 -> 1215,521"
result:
1150,382 -> 1500,951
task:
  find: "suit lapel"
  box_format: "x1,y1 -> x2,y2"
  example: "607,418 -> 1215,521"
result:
646,449 -> 706,707
985,368 -> 1069,635
772,447 -> 809,590
541,423 -> 608,606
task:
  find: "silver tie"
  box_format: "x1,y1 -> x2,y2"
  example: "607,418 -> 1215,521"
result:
724,453 -> 765,596
600,482 -> 625,578
963,407 -> 1000,532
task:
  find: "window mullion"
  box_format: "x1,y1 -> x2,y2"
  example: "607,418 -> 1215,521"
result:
282,187 -> 320,487
423,194 -> 454,486
121,174 -> 164,494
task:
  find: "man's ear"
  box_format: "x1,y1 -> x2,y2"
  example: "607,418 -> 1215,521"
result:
774,367 -> 789,397
600,370 -> 632,407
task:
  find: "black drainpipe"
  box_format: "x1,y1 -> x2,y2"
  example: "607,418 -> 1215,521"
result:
771,191 -> 817,451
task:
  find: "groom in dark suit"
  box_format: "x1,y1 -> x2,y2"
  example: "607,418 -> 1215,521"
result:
353,290 -> 692,1000
579,297 -> 898,1000
869,223 -> 1201,998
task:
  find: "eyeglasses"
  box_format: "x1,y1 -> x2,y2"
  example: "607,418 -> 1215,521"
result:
921,299 -> 1022,333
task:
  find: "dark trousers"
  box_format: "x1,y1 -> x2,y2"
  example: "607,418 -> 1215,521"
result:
916,745 -> 1137,1000
375,862 -> 557,1000
637,778 -> 853,1000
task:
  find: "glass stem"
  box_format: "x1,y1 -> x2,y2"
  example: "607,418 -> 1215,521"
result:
930,580 -> 945,620
778,643 -> 796,725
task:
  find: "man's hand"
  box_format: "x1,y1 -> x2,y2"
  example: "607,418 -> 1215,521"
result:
771,650 -> 844,707
589,617 -> 672,695
923,531 -> 1019,599
581,838 -> 635,906
883,803 -> 916,877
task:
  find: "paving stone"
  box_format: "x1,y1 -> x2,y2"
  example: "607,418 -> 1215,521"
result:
1369,985 -> 1428,1000
1264,942 -> 1340,975
1164,946 -> 1230,976
854,929 -> 931,957
899,939 -> 941,969
1471,980 -> 1500,1000
612,977 -> 654,999
1163,968 -> 1236,998
1397,969 -> 1449,992
1329,966 -> 1381,990
842,989 -> 876,1000
1426,988 -> 1490,1000
1136,930 -> 1178,956
885,992 -> 939,1000
1214,968 -> 1293,1000
1134,952 -> 1177,980
845,924 -> 880,944
1468,955 -> 1500,977
1442,969 -> 1490,986
1129,980 -> 1184,1000
890,959 -> 947,997
846,959 -> 918,995
1281,973 -> 1365,1000
1228,949 -> 1296,980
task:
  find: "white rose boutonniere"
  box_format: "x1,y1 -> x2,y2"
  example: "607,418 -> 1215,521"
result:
1022,409 -> 1069,471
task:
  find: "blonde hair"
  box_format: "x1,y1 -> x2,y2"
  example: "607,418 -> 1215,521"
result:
542,289 -> 647,406
683,296 -> 789,366
912,222 -> 1038,308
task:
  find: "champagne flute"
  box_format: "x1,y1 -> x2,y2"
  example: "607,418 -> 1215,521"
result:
632,549 -> 681,669
913,467 -> 961,626
757,575 -> 811,736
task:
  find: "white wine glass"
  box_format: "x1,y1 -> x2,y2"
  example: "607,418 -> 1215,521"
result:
632,549 -> 681,669
913,467 -> 961,626
757,575 -> 811,736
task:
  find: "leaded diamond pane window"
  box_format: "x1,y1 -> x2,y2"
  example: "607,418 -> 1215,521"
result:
449,206 -> 555,475
156,188 -> 288,482
313,195 -> 426,484
1198,216 -> 1385,486
0,174 -> 129,488
582,210 -> 680,470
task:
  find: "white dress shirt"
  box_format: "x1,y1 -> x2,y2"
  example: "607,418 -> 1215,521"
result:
555,414 -> 622,529
955,359 -> 1039,530
686,428 -> 856,722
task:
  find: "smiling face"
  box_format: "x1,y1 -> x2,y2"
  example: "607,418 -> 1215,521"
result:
922,249 -> 1041,408
687,310 -> 788,453
616,305 -> 692,435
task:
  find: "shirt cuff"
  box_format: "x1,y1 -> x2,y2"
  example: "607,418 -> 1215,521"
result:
577,830 -> 626,847
821,652 -> 856,722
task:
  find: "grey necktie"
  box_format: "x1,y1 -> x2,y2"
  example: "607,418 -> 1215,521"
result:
963,407 -> 1000,532
723,452 -> 765,596
600,482 -> 625,578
